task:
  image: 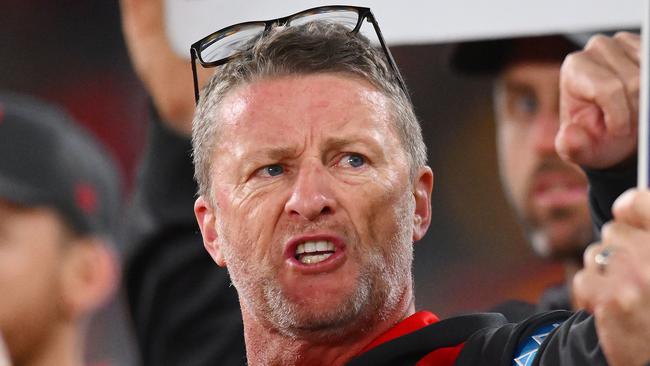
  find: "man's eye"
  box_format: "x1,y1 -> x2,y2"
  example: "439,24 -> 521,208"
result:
258,164 -> 284,177
513,93 -> 538,117
339,153 -> 366,168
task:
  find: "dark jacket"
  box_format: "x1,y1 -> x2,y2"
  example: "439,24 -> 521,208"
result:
124,112 -> 246,366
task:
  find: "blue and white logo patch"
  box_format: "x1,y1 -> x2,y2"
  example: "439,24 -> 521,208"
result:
512,323 -> 561,366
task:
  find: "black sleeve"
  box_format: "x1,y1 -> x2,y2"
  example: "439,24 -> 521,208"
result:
534,311 -> 605,366
489,300 -> 539,323
346,311 -> 604,366
455,310 -> 606,366
584,157 -> 637,236
124,108 -> 246,366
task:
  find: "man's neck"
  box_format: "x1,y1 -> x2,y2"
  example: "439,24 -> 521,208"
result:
22,323 -> 83,366
242,290 -> 415,366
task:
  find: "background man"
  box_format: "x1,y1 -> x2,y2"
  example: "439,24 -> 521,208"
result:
0,93 -> 120,366
119,0 -> 247,364
452,35 -> 596,316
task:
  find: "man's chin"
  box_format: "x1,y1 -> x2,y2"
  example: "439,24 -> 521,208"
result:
529,223 -> 591,261
290,306 -> 361,331
272,298 -> 370,341
309,283 -> 369,311
263,280 -> 373,337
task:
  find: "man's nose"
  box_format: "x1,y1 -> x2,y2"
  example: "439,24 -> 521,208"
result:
532,112 -> 560,156
284,163 -> 336,221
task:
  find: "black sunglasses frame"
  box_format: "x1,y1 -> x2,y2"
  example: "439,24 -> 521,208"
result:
189,5 -> 409,104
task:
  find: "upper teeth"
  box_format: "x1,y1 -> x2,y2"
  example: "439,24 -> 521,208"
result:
296,241 -> 335,255
295,241 -> 336,264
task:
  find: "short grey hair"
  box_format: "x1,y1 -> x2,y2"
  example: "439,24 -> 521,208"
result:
191,21 -> 427,197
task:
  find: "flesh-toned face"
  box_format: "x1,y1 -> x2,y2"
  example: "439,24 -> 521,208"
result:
495,62 -> 592,259
0,200 -> 67,364
197,73 -> 431,339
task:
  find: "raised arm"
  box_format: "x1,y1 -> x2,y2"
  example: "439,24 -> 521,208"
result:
119,0 -> 245,364
557,32 -> 639,228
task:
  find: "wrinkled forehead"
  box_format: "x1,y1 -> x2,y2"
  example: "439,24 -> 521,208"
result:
214,73 -> 396,145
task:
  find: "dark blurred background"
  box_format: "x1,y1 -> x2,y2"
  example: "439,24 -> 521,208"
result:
1,2 -> 562,365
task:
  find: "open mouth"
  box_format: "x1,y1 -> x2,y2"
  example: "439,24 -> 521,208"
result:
294,240 -> 336,265
284,235 -> 346,273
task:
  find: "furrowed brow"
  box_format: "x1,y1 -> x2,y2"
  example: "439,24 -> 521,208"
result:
239,145 -> 299,164
325,136 -> 383,156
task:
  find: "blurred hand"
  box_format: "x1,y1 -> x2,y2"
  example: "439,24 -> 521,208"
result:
557,32 -> 640,169
573,189 -> 650,366
120,0 -> 210,135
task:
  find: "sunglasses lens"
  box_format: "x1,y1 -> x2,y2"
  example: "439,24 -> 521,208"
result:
199,22 -> 266,63
288,9 -> 359,31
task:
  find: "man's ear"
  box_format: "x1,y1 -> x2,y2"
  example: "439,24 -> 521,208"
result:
194,195 -> 226,267
412,166 -> 434,242
61,238 -> 119,320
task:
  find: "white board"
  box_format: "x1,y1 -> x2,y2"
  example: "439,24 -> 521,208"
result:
166,0 -> 643,57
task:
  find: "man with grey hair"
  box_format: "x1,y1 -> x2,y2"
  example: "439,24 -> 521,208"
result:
189,8 -> 644,365
191,17 -> 437,364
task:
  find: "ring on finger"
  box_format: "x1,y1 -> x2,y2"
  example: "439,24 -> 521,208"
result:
594,246 -> 615,274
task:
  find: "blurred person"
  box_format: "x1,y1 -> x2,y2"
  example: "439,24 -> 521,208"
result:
121,1 -> 650,364
119,0 -> 246,365
0,93 -> 121,366
452,35 -> 597,317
